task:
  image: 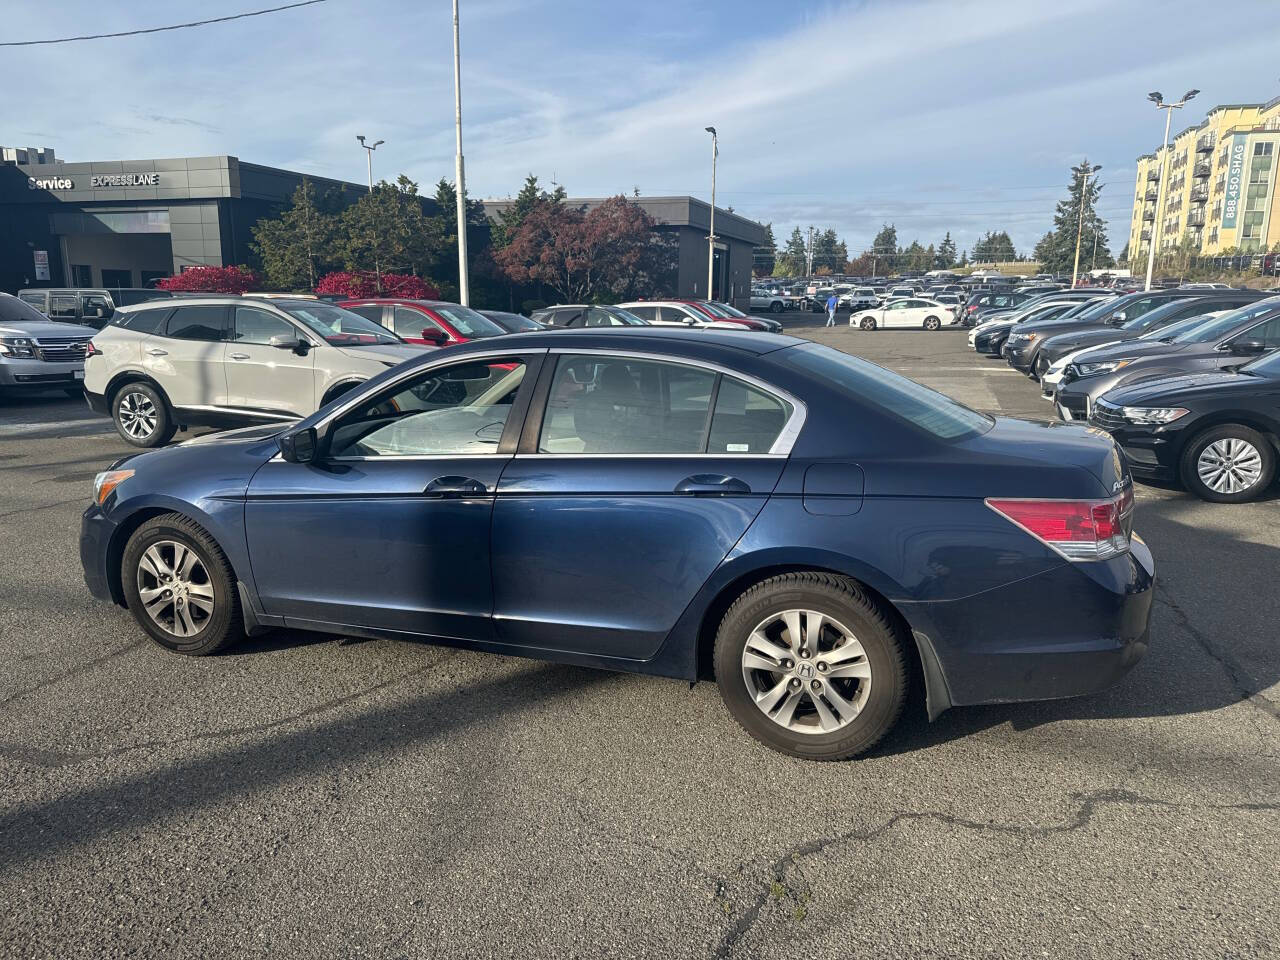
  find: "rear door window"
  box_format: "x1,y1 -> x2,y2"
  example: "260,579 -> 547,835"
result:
234,306 -> 298,344
707,378 -> 792,454
393,306 -> 443,339
49,295 -> 79,319
164,305 -> 228,341
81,294 -> 114,323
345,304 -> 386,326
19,293 -> 46,311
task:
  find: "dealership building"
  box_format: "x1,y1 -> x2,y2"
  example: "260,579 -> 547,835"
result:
0,149 -> 366,293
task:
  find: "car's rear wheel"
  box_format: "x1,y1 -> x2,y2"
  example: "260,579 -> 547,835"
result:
860,317 -> 876,331
112,382 -> 176,448
1180,425 -> 1275,503
121,514 -> 244,655
714,572 -> 908,760
770,301 -> 783,313
923,316 -> 941,331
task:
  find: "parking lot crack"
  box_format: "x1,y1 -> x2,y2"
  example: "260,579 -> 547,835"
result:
1155,582 -> 1280,722
0,639 -> 146,710
711,789 -> 1280,958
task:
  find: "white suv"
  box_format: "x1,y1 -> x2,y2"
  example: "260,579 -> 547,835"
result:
84,297 -> 425,447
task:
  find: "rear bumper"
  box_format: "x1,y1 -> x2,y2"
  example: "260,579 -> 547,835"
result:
85,388 -> 111,416
80,503 -> 120,604
899,536 -> 1155,708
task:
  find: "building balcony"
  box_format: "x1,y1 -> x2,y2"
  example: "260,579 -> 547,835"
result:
1193,161 -> 1211,178
1187,209 -> 1206,227
1142,208 -> 1156,221
1196,134 -> 1215,153
1140,229 -> 1152,241
1146,169 -> 1160,181
1144,189 -> 1159,201
1190,184 -> 1209,203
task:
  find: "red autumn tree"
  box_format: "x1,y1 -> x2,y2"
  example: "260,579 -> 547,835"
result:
494,196 -> 660,303
156,265 -> 260,294
314,271 -> 440,300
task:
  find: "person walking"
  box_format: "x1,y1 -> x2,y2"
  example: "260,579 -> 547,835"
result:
825,292 -> 838,327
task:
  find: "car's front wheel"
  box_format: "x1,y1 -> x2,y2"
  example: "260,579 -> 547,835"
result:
714,572 -> 908,760
112,382 -> 176,447
122,514 -> 244,655
770,301 -> 783,313
1034,354 -> 1051,379
1180,425 -> 1276,503
860,317 -> 877,331
923,316 -> 941,331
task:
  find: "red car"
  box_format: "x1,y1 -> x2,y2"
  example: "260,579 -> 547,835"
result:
339,299 -> 507,347
674,299 -> 779,332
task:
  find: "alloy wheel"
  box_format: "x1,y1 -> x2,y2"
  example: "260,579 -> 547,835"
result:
740,609 -> 872,734
1197,438 -> 1263,495
118,391 -> 158,440
135,540 -> 216,638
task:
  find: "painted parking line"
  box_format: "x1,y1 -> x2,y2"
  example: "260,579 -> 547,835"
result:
0,420 -> 115,438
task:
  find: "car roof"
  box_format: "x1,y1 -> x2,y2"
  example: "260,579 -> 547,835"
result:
426,325 -> 803,357
335,298 -> 460,308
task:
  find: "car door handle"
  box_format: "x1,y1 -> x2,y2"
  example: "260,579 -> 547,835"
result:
423,476 -> 488,498
674,474 -> 751,496
146,348 -> 168,357
229,352 -> 250,360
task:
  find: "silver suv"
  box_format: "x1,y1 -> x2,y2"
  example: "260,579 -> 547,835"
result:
84,297 -> 426,447
0,292 -> 94,396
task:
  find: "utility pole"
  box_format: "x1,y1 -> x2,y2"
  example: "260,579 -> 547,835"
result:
1144,88 -> 1199,291
806,225 -> 814,277
1071,163 -> 1101,288
452,0 -> 470,305
704,126 -> 717,301
356,135 -> 384,291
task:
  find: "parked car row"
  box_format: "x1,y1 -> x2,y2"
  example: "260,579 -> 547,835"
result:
968,286 -> 1280,503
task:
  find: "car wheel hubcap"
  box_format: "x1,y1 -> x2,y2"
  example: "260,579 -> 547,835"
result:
136,540 -> 215,637
119,392 -> 157,439
741,609 -> 871,735
1197,439 -> 1263,494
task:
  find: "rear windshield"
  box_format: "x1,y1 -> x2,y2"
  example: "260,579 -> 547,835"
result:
431,305 -> 505,339
786,343 -> 992,440
1176,299 -> 1280,343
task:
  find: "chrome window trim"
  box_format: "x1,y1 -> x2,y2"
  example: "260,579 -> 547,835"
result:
539,347 -> 806,457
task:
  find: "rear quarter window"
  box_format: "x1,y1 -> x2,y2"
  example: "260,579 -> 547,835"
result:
786,343 -> 992,441
114,307 -> 173,334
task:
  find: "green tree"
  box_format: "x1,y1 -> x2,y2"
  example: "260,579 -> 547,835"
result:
754,222 -> 776,276
337,175 -> 438,286
811,228 -> 847,272
936,232 -> 957,269
1034,159 -> 1112,275
869,223 -> 898,258
491,174 -> 565,249
971,230 -> 1017,264
775,227 -> 808,275
424,178 -> 493,300
250,179 -> 340,289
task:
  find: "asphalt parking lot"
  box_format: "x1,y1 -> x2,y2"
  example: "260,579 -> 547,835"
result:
1,317 -> 1277,959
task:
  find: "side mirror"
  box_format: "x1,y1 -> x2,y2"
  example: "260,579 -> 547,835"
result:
421,327 -> 449,346
277,426 -> 318,463
1230,338 -> 1266,356
684,317 -> 699,326
1108,311 -> 1126,325
269,334 -> 309,355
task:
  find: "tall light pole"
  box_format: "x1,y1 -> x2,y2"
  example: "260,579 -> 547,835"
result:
705,126 -> 717,301
452,0 -> 471,305
1071,162 -> 1101,288
357,135 -> 384,290
1144,88 -> 1199,291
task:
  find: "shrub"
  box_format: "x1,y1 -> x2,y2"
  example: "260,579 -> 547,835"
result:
314,271 -> 440,300
156,265 -> 260,294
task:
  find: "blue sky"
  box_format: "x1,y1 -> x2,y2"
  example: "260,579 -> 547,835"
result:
4,0 -> 1280,258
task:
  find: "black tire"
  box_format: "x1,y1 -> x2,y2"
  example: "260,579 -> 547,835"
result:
770,301 -> 783,314
112,381 -> 176,448
923,316 -> 941,331
1034,354 -> 1050,379
121,513 -> 244,655
860,317 -> 877,331
1179,424 -> 1276,504
713,572 -> 908,761
321,381 -> 363,407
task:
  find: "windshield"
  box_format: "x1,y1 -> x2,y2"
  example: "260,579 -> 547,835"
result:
787,343 -> 992,440
1144,314 -> 1221,341
0,293 -> 58,324
280,302 -> 403,345
712,301 -> 749,318
429,304 -> 505,338
1175,299 -> 1280,343
1120,298 -> 1195,332
1240,348 -> 1280,377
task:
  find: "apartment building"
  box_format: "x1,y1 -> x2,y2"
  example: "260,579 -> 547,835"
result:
1128,96 -> 1280,259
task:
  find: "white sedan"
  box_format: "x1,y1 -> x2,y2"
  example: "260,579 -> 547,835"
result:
851,297 -> 952,331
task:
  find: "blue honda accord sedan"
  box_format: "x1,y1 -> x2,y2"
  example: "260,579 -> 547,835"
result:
81,328 -> 1154,760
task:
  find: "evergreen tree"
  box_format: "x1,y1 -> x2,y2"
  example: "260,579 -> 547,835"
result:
936,232 -> 957,269
971,230 -> 1017,263
869,223 -> 898,259
1035,159 -> 1112,275
774,226 -> 808,275
491,174 -> 565,249
811,229 -> 847,272
250,179 -> 340,289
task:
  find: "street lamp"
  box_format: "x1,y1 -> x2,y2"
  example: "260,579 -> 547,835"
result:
357,135 -> 385,291
1071,163 -> 1102,288
705,126 -> 717,301
356,134 -> 384,192
452,0 -> 470,305
1144,88 -> 1199,291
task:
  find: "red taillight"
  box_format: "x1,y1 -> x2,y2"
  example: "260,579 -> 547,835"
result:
986,489 -> 1132,561
84,341 -> 100,357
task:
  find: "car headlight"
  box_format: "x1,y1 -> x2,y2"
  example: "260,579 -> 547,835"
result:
0,337 -> 35,358
1121,406 -> 1189,425
93,469 -> 134,505
1075,359 -> 1134,376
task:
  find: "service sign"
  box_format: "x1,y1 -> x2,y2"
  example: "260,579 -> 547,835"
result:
1221,135 -> 1247,230
28,176 -> 74,190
